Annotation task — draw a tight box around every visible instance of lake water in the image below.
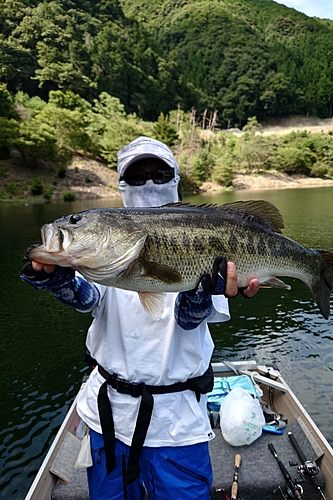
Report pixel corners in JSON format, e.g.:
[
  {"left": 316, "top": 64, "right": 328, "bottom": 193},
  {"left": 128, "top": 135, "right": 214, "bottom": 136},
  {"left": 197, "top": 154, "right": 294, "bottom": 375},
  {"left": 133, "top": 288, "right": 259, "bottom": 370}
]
[{"left": 1, "top": 187, "right": 333, "bottom": 499}]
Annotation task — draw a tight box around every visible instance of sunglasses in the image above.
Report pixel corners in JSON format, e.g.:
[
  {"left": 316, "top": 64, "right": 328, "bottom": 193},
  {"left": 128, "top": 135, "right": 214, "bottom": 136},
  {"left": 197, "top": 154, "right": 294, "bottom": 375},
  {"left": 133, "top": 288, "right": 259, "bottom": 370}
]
[{"left": 121, "top": 169, "right": 174, "bottom": 186}]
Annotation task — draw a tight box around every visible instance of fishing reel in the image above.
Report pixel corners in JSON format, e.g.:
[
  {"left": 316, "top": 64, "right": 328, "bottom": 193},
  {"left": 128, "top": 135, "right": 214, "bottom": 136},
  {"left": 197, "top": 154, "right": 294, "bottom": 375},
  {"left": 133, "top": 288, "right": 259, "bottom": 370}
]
[
  {"left": 296, "top": 460, "right": 319, "bottom": 484},
  {"left": 286, "top": 482, "right": 303, "bottom": 499},
  {"left": 299, "top": 459, "right": 319, "bottom": 476},
  {"left": 273, "top": 483, "right": 303, "bottom": 500},
  {"left": 273, "top": 478, "right": 303, "bottom": 499}
]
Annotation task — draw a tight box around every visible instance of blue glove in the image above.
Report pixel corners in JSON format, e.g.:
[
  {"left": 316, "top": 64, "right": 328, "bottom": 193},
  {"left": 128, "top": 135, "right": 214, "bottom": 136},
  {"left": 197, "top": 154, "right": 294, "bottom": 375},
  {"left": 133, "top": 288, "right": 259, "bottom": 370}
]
[
  {"left": 198, "top": 256, "right": 227, "bottom": 296},
  {"left": 20, "top": 244, "right": 53, "bottom": 283},
  {"left": 174, "top": 257, "right": 227, "bottom": 330},
  {"left": 20, "top": 244, "right": 75, "bottom": 290},
  {"left": 198, "top": 257, "right": 250, "bottom": 299}
]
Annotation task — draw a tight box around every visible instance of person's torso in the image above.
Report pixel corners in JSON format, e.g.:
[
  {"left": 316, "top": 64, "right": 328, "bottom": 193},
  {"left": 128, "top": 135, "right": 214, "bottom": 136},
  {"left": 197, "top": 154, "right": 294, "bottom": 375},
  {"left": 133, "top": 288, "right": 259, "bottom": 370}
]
[{"left": 77, "top": 287, "right": 229, "bottom": 446}]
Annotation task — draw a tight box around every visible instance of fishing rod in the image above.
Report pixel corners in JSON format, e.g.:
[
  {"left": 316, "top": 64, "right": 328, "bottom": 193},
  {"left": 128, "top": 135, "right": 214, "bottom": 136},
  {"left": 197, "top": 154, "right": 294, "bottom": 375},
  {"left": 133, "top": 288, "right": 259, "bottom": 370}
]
[
  {"left": 215, "top": 454, "right": 242, "bottom": 500},
  {"left": 268, "top": 442, "right": 303, "bottom": 499},
  {"left": 231, "top": 454, "right": 241, "bottom": 500},
  {"left": 288, "top": 431, "right": 327, "bottom": 500}
]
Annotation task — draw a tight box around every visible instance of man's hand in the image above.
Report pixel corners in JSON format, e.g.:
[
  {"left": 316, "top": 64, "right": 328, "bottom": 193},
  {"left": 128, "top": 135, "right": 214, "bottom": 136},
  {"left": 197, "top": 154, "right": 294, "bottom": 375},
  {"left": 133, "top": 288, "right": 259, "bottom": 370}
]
[
  {"left": 31, "top": 261, "right": 56, "bottom": 274},
  {"left": 200, "top": 257, "right": 259, "bottom": 299},
  {"left": 20, "top": 244, "right": 75, "bottom": 289},
  {"left": 175, "top": 257, "right": 259, "bottom": 330},
  {"left": 225, "top": 262, "right": 259, "bottom": 298},
  {"left": 21, "top": 244, "right": 55, "bottom": 281}
]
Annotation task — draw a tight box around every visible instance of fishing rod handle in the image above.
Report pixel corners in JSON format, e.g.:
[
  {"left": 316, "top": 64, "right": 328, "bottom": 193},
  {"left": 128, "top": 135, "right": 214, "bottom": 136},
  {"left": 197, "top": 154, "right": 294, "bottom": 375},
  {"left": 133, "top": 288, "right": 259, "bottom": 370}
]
[
  {"left": 288, "top": 432, "right": 307, "bottom": 464},
  {"left": 234, "top": 454, "right": 241, "bottom": 468},
  {"left": 278, "top": 459, "right": 291, "bottom": 481},
  {"left": 231, "top": 481, "right": 238, "bottom": 500},
  {"left": 268, "top": 443, "right": 292, "bottom": 481},
  {"left": 231, "top": 454, "right": 241, "bottom": 500},
  {"left": 268, "top": 442, "right": 278, "bottom": 457},
  {"left": 288, "top": 431, "right": 319, "bottom": 476}
]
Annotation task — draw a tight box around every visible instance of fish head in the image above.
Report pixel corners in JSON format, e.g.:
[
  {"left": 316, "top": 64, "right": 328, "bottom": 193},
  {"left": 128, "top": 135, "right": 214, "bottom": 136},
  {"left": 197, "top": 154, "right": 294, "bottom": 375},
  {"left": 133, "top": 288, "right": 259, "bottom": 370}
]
[
  {"left": 29, "top": 209, "right": 147, "bottom": 277},
  {"left": 34, "top": 211, "right": 110, "bottom": 267}
]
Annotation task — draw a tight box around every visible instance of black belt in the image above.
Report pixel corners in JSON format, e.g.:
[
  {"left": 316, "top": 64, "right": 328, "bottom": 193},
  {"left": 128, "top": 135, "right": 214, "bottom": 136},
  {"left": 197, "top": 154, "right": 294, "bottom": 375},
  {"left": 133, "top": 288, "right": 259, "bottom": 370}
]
[{"left": 97, "top": 365, "right": 213, "bottom": 484}]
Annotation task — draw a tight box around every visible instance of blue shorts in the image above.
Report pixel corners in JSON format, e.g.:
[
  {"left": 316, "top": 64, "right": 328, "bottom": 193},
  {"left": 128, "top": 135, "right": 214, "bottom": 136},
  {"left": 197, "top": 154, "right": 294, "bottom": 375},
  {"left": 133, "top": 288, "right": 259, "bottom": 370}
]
[{"left": 88, "top": 429, "right": 213, "bottom": 500}]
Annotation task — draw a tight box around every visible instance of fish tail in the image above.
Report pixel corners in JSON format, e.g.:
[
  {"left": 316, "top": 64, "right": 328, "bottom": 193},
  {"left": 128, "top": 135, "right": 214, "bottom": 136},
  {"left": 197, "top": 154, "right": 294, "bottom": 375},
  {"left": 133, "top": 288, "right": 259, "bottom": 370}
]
[{"left": 311, "top": 250, "right": 333, "bottom": 319}]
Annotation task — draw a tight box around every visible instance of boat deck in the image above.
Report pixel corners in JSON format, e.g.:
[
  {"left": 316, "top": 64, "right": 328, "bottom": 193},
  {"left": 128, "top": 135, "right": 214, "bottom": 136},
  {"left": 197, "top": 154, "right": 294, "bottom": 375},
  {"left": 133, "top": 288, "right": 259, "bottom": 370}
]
[{"left": 50, "top": 417, "right": 324, "bottom": 500}]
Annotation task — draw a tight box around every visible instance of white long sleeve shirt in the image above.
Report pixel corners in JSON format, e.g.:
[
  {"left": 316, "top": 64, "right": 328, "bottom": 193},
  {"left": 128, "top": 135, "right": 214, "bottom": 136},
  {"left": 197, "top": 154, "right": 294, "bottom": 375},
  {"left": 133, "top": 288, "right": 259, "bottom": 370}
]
[{"left": 77, "top": 286, "right": 230, "bottom": 447}]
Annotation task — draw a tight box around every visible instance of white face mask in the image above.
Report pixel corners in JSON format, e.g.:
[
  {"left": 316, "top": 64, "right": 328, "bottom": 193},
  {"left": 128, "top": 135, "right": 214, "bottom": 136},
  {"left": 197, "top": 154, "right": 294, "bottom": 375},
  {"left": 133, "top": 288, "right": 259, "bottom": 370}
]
[{"left": 118, "top": 176, "right": 180, "bottom": 208}]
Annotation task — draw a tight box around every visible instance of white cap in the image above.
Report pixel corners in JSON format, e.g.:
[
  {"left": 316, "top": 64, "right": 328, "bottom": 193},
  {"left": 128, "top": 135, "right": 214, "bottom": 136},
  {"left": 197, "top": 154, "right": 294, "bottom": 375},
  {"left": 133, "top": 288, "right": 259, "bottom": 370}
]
[{"left": 117, "top": 136, "right": 179, "bottom": 179}]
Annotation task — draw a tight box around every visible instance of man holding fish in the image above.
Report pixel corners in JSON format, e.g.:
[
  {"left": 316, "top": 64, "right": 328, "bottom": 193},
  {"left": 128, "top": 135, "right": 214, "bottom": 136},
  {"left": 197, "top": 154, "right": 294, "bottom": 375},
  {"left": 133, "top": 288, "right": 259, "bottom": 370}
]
[{"left": 21, "top": 136, "right": 260, "bottom": 499}]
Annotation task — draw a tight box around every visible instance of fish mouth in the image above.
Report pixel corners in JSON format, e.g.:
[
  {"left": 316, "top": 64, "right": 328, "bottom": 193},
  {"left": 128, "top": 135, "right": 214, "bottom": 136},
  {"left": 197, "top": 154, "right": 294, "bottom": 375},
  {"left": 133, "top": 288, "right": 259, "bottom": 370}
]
[{"left": 42, "top": 223, "right": 73, "bottom": 252}]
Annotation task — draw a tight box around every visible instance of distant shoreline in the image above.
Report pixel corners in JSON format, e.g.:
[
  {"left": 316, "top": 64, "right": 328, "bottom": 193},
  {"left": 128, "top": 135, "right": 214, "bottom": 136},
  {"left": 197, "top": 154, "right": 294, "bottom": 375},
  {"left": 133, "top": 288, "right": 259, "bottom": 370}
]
[
  {"left": 2, "top": 155, "right": 333, "bottom": 203},
  {"left": 200, "top": 172, "right": 333, "bottom": 194}
]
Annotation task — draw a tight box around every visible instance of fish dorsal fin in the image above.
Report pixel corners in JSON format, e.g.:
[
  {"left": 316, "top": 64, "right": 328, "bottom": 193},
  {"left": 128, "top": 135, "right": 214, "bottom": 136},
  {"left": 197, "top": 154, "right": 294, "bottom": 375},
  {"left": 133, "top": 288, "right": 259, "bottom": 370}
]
[
  {"left": 222, "top": 200, "right": 285, "bottom": 233},
  {"left": 162, "top": 202, "right": 216, "bottom": 209},
  {"left": 138, "top": 292, "right": 166, "bottom": 320},
  {"left": 161, "top": 201, "right": 284, "bottom": 232}
]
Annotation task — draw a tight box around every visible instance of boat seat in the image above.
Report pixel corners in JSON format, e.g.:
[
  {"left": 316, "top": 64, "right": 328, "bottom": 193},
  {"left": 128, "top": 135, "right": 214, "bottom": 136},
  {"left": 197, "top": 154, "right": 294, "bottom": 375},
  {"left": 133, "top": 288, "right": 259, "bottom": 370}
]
[
  {"left": 52, "top": 468, "right": 89, "bottom": 500},
  {"left": 209, "top": 418, "right": 325, "bottom": 500}
]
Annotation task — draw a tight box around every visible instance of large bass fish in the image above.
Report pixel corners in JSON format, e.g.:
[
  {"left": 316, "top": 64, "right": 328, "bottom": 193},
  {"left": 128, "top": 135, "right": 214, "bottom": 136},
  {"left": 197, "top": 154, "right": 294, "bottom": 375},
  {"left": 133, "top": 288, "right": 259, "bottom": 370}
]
[{"left": 29, "top": 200, "right": 333, "bottom": 320}]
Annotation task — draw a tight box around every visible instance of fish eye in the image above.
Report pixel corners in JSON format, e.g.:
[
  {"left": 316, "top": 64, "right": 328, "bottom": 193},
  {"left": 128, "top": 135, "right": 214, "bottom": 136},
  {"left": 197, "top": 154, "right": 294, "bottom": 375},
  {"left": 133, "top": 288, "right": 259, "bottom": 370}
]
[{"left": 70, "top": 214, "right": 82, "bottom": 224}]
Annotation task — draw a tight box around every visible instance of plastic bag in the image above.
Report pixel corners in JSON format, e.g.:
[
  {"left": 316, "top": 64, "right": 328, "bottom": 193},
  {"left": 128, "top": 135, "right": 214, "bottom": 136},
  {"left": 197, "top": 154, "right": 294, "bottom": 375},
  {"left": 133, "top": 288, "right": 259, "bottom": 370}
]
[
  {"left": 75, "top": 430, "right": 93, "bottom": 468},
  {"left": 220, "top": 386, "right": 265, "bottom": 446}
]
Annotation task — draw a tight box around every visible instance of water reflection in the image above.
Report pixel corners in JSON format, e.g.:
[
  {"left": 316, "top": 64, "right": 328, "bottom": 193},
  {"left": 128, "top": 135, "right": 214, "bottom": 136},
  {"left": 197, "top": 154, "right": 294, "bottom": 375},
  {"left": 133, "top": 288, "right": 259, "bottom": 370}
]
[{"left": 0, "top": 187, "right": 333, "bottom": 499}]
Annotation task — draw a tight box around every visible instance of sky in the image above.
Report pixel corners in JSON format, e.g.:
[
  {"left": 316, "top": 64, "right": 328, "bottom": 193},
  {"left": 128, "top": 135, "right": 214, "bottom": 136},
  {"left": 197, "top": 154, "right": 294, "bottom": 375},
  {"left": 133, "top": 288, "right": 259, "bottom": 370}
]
[{"left": 273, "top": 0, "right": 333, "bottom": 20}]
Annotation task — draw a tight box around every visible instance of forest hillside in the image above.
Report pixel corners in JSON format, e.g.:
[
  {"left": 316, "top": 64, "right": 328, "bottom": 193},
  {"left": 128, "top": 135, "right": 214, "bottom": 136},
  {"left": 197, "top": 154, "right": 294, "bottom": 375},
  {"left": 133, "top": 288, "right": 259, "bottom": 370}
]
[
  {"left": 2, "top": 0, "right": 333, "bottom": 123},
  {"left": 2, "top": 0, "right": 333, "bottom": 201}
]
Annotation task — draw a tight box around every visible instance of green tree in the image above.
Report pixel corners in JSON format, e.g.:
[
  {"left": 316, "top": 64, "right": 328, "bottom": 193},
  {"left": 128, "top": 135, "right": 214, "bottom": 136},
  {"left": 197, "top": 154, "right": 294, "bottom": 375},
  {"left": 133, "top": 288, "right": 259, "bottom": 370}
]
[
  {"left": 236, "top": 134, "right": 271, "bottom": 173},
  {"left": 211, "top": 151, "right": 234, "bottom": 188},
  {"left": 271, "top": 146, "right": 316, "bottom": 175},
  {"left": 85, "top": 92, "right": 146, "bottom": 165},
  {"left": 242, "top": 116, "right": 262, "bottom": 135},
  {"left": 36, "top": 104, "right": 91, "bottom": 153},
  {"left": 0, "top": 117, "right": 20, "bottom": 158},
  {"left": 32, "top": 3, "right": 95, "bottom": 94},
  {"left": 3, "top": 0, "right": 333, "bottom": 126},
  {"left": 17, "top": 118, "right": 58, "bottom": 167},
  {"left": 152, "top": 113, "right": 178, "bottom": 147},
  {"left": 0, "top": 83, "right": 18, "bottom": 119},
  {"left": 48, "top": 90, "right": 91, "bottom": 113}
]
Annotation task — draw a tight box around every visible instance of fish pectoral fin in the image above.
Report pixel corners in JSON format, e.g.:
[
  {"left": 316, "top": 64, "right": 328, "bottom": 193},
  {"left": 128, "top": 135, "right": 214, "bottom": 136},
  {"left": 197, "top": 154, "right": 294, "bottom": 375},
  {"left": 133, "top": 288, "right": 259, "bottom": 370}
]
[
  {"left": 138, "top": 292, "right": 165, "bottom": 321},
  {"left": 142, "top": 262, "right": 182, "bottom": 284},
  {"left": 260, "top": 277, "right": 291, "bottom": 290}
]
